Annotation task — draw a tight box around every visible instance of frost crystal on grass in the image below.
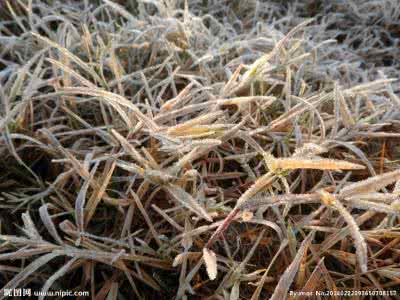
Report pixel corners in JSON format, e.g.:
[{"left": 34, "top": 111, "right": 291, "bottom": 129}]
[
  {"left": 1, "top": 0, "right": 399, "bottom": 299},
  {"left": 203, "top": 248, "right": 218, "bottom": 280}
]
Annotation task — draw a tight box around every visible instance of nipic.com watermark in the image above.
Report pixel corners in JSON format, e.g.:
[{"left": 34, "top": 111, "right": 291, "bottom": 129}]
[{"left": 3, "top": 288, "right": 89, "bottom": 298}]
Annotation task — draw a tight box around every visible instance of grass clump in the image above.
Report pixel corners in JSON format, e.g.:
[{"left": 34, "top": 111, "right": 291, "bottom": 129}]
[{"left": 0, "top": 1, "right": 400, "bottom": 299}]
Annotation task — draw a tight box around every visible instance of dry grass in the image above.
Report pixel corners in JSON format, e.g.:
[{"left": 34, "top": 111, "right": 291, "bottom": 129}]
[{"left": 0, "top": 0, "right": 400, "bottom": 299}]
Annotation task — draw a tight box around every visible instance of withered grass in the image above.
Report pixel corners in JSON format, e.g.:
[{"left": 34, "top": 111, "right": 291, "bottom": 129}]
[{"left": 0, "top": 1, "right": 400, "bottom": 299}]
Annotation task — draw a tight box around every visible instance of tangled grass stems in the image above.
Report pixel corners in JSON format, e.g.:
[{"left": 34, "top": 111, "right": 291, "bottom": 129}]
[{"left": 0, "top": 0, "right": 400, "bottom": 299}]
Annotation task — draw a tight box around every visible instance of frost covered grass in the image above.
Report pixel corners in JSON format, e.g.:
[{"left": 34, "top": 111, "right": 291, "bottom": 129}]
[{"left": 0, "top": 1, "right": 400, "bottom": 299}]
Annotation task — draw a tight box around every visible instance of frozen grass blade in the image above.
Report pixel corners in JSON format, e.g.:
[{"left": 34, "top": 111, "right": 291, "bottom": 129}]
[
  {"left": 166, "top": 185, "right": 212, "bottom": 222},
  {"left": 318, "top": 190, "right": 368, "bottom": 273},
  {"left": 31, "top": 32, "right": 103, "bottom": 85},
  {"left": 39, "top": 204, "right": 63, "bottom": 245},
  {"left": 39, "top": 258, "right": 78, "bottom": 300},
  {"left": 340, "top": 170, "right": 400, "bottom": 197},
  {"left": 1, "top": 1, "right": 399, "bottom": 299},
  {"left": 267, "top": 157, "right": 365, "bottom": 172},
  {"left": 203, "top": 248, "right": 217, "bottom": 280},
  {"left": 0, "top": 253, "right": 59, "bottom": 300},
  {"left": 270, "top": 232, "right": 314, "bottom": 300}
]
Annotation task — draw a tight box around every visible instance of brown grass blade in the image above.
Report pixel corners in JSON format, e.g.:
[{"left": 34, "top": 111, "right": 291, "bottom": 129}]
[{"left": 270, "top": 232, "right": 314, "bottom": 300}]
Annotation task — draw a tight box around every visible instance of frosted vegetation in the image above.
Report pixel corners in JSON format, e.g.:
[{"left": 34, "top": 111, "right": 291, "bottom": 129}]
[{"left": 0, "top": 1, "right": 399, "bottom": 299}]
